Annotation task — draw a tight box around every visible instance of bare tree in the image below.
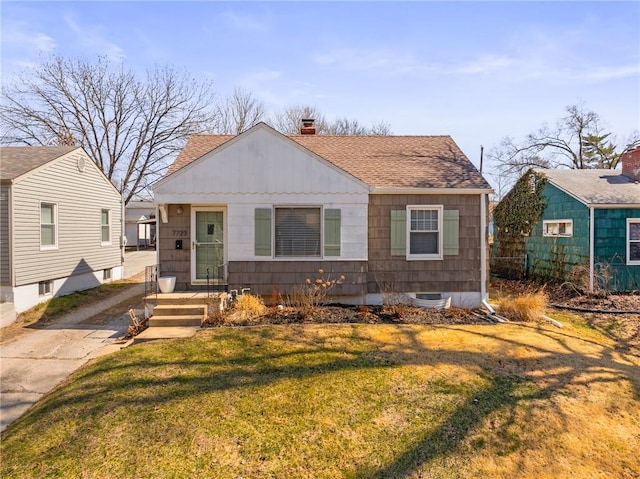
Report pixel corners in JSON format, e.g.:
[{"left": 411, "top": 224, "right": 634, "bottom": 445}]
[
  {"left": 270, "top": 105, "right": 330, "bottom": 134},
  {"left": 327, "top": 117, "right": 368, "bottom": 135},
  {"left": 489, "top": 104, "right": 638, "bottom": 180},
  {"left": 0, "top": 55, "right": 217, "bottom": 203},
  {"left": 271, "top": 105, "right": 392, "bottom": 136},
  {"left": 327, "top": 117, "right": 392, "bottom": 135},
  {"left": 369, "top": 120, "right": 393, "bottom": 136},
  {"left": 214, "top": 87, "right": 267, "bottom": 134}
]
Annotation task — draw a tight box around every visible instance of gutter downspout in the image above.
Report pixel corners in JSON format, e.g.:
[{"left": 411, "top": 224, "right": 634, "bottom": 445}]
[
  {"left": 589, "top": 206, "right": 595, "bottom": 293},
  {"left": 480, "top": 192, "right": 488, "bottom": 304}
]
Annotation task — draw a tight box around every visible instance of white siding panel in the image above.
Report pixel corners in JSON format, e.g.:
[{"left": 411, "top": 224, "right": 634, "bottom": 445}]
[
  {"left": 12, "top": 151, "right": 123, "bottom": 286},
  {"left": 155, "top": 126, "right": 370, "bottom": 203}
]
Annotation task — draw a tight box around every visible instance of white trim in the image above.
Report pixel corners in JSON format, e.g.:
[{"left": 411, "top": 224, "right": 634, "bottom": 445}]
[
  {"left": 39, "top": 201, "right": 58, "bottom": 250},
  {"left": 481, "top": 193, "right": 488, "bottom": 302},
  {"left": 627, "top": 218, "right": 640, "bottom": 265},
  {"left": 542, "top": 219, "right": 573, "bottom": 237},
  {"left": 190, "top": 206, "right": 227, "bottom": 284},
  {"left": 274, "top": 205, "right": 323, "bottom": 259},
  {"left": 406, "top": 205, "right": 443, "bottom": 260},
  {"left": 372, "top": 187, "right": 492, "bottom": 195},
  {"left": 101, "top": 208, "right": 112, "bottom": 246}
]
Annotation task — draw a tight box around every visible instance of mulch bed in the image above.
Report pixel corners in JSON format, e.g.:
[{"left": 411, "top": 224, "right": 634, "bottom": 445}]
[{"left": 205, "top": 304, "right": 488, "bottom": 327}]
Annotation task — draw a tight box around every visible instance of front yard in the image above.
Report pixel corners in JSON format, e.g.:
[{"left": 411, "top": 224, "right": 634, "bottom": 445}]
[{"left": 2, "top": 317, "right": 639, "bottom": 478}]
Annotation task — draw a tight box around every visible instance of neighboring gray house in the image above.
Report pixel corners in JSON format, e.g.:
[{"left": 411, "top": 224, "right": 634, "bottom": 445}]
[
  {"left": 0, "top": 146, "right": 124, "bottom": 313},
  {"left": 153, "top": 122, "right": 493, "bottom": 307},
  {"left": 125, "top": 198, "right": 156, "bottom": 249}
]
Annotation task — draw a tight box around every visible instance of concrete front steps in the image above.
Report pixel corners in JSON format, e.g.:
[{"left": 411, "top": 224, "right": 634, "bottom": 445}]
[{"left": 144, "top": 292, "right": 227, "bottom": 327}]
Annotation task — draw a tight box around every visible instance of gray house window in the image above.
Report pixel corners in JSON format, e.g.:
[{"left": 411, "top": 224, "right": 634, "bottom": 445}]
[
  {"left": 275, "top": 207, "right": 321, "bottom": 257},
  {"left": 101, "top": 209, "right": 111, "bottom": 245},
  {"left": 40, "top": 202, "right": 57, "bottom": 249}
]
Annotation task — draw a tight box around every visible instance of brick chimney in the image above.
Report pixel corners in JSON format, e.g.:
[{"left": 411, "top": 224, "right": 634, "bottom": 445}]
[
  {"left": 621, "top": 147, "right": 640, "bottom": 182},
  {"left": 300, "top": 118, "right": 316, "bottom": 135}
]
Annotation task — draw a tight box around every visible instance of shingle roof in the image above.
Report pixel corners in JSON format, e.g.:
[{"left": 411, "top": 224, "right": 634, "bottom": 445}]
[
  {"left": 540, "top": 168, "right": 640, "bottom": 205},
  {"left": 0, "top": 146, "right": 78, "bottom": 181},
  {"left": 166, "top": 129, "right": 491, "bottom": 190}
]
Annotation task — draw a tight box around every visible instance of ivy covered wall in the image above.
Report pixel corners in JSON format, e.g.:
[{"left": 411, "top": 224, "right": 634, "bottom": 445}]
[{"left": 492, "top": 170, "right": 546, "bottom": 278}]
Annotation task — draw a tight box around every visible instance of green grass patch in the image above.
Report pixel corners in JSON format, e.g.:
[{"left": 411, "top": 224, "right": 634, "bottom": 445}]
[
  {"left": 2, "top": 323, "right": 639, "bottom": 478},
  {"left": 16, "top": 279, "right": 135, "bottom": 325}
]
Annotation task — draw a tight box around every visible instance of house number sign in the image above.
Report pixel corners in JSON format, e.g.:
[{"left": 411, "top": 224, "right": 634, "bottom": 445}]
[{"left": 172, "top": 230, "right": 187, "bottom": 237}]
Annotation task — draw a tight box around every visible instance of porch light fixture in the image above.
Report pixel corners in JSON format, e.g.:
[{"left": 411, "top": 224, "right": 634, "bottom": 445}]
[{"left": 176, "top": 206, "right": 183, "bottom": 215}]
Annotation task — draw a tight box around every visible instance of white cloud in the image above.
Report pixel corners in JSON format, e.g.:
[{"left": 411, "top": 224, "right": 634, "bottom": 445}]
[
  {"left": 581, "top": 64, "right": 640, "bottom": 81},
  {"left": 2, "top": 20, "right": 56, "bottom": 53},
  {"left": 63, "top": 14, "right": 125, "bottom": 61}
]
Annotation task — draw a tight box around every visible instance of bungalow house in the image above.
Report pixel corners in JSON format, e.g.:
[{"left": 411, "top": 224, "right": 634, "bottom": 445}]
[
  {"left": 0, "top": 146, "right": 124, "bottom": 314},
  {"left": 493, "top": 147, "right": 640, "bottom": 291},
  {"left": 152, "top": 121, "right": 493, "bottom": 307}
]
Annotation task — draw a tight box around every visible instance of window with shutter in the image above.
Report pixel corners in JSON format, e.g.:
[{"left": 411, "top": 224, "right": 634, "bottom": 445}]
[
  {"left": 324, "top": 209, "right": 341, "bottom": 256},
  {"left": 254, "top": 208, "right": 272, "bottom": 256},
  {"left": 275, "top": 207, "right": 321, "bottom": 257},
  {"left": 407, "top": 205, "right": 443, "bottom": 259}
]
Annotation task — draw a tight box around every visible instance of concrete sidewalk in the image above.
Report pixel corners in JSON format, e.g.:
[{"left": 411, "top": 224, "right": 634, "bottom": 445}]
[{"left": 0, "top": 250, "right": 157, "bottom": 432}]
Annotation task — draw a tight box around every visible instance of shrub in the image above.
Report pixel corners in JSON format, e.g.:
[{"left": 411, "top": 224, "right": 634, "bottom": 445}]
[
  {"left": 289, "top": 270, "right": 345, "bottom": 318},
  {"left": 498, "top": 290, "right": 548, "bottom": 322},
  {"left": 235, "top": 293, "right": 267, "bottom": 317}
]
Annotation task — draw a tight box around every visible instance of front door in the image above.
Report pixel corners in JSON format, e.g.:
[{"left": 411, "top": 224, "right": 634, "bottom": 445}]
[{"left": 191, "top": 208, "right": 225, "bottom": 283}]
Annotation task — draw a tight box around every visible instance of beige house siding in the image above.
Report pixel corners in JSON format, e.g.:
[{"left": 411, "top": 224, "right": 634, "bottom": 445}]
[
  {"left": 0, "top": 185, "right": 10, "bottom": 285},
  {"left": 367, "top": 193, "right": 483, "bottom": 296},
  {"left": 11, "top": 150, "right": 122, "bottom": 286}
]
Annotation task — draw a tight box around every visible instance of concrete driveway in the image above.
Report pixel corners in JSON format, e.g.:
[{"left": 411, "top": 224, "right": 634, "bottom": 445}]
[{"left": 0, "top": 250, "right": 156, "bottom": 432}]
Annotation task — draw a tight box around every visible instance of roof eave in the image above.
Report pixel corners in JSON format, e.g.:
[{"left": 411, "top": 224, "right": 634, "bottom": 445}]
[
  {"left": 371, "top": 186, "right": 493, "bottom": 195},
  {"left": 587, "top": 203, "right": 640, "bottom": 209}
]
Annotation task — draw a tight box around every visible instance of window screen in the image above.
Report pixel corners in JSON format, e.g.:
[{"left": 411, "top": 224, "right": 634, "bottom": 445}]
[{"left": 275, "top": 207, "right": 321, "bottom": 257}]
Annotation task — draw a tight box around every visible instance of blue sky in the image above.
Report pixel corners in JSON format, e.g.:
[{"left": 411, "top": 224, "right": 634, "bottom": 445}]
[{"left": 2, "top": 1, "right": 639, "bottom": 174}]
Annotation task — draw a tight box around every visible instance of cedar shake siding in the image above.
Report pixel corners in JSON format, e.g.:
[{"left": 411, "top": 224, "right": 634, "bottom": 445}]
[
  {"left": 367, "top": 194, "right": 483, "bottom": 296},
  {"left": 157, "top": 204, "right": 192, "bottom": 290},
  {"left": 155, "top": 123, "right": 493, "bottom": 306},
  {"left": 228, "top": 261, "right": 368, "bottom": 297}
]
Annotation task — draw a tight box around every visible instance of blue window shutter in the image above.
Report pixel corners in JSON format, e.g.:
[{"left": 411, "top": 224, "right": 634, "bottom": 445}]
[
  {"left": 255, "top": 208, "right": 272, "bottom": 256},
  {"left": 324, "top": 209, "right": 341, "bottom": 256},
  {"left": 391, "top": 210, "right": 407, "bottom": 256},
  {"left": 443, "top": 209, "right": 459, "bottom": 256}
]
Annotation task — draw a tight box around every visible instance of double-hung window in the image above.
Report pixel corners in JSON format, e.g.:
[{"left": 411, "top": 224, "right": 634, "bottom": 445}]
[
  {"left": 408, "top": 205, "right": 443, "bottom": 259},
  {"left": 543, "top": 220, "right": 573, "bottom": 237},
  {"left": 40, "top": 202, "right": 57, "bottom": 249},
  {"left": 275, "top": 207, "right": 321, "bottom": 257},
  {"left": 101, "top": 209, "right": 111, "bottom": 245},
  {"left": 628, "top": 219, "right": 640, "bottom": 265}
]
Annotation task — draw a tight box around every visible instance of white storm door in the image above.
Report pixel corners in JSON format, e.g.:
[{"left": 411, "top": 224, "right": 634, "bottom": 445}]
[{"left": 191, "top": 208, "right": 226, "bottom": 283}]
